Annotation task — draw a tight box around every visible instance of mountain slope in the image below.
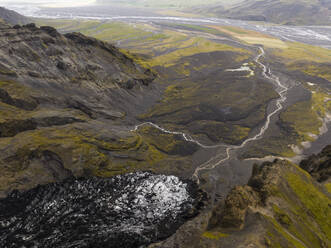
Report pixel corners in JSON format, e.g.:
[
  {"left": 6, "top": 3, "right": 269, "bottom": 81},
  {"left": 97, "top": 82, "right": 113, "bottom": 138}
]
[
  {"left": 300, "top": 145, "right": 331, "bottom": 183},
  {"left": 195, "top": 0, "right": 331, "bottom": 25},
  {"left": 0, "top": 22, "right": 162, "bottom": 197},
  {"left": 96, "top": 0, "right": 240, "bottom": 8},
  {"left": 151, "top": 154, "right": 331, "bottom": 248},
  {"left": 0, "top": 7, "right": 30, "bottom": 25}
]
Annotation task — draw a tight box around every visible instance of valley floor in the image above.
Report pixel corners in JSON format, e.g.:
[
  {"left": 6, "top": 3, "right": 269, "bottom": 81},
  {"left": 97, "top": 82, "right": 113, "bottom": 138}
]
[
  {"left": 0, "top": 7, "right": 330, "bottom": 247},
  {"left": 34, "top": 16, "right": 331, "bottom": 195}
]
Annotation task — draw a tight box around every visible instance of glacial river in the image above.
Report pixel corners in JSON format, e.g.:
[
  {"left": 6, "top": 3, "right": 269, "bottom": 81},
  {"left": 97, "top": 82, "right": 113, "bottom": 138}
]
[
  {"left": 132, "top": 47, "right": 289, "bottom": 184},
  {"left": 5, "top": 3, "right": 331, "bottom": 49}
]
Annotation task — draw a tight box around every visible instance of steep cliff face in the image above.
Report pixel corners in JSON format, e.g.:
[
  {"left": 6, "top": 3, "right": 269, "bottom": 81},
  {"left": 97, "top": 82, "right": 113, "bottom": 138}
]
[
  {"left": 151, "top": 151, "right": 331, "bottom": 248},
  {"left": 204, "top": 160, "right": 330, "bottom": 248},
  {"left": 0, "top": 22, "right": 159, "bottom": 197},
  {"left": 300, "top": 145, "right": 331, "bottom": 183}
]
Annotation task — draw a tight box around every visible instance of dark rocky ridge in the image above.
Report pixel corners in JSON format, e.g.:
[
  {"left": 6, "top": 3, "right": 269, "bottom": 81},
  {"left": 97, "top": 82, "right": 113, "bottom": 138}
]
[
  {"left": 0, "top": 21, "right": 170, "bottom": 198},
  {"left": 0, "top": 172, "right": 206, "bottom": 248},
  {"left": 150, "top": 149, "right": 331, "bottom": 248},
  {"left": 300, "top": 145, "right": 331, "bottom": 183},
  {"left": 0, "top": 22, "right": 156, "bottom": 122},
  {"left": 0, "top": 20, "right": 207, "bottom": 247}
]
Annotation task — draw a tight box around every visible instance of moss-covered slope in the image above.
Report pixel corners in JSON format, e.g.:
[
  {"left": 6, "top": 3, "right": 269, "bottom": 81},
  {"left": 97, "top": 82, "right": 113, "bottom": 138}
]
[
  {"left": 203, "top": 159, "right": 331, "bottom": 248},
  {"left": 0, "top": 22, "right": 204, "bottom": 197},
  {"left": 151, "top": 149, "right": 331, "bottom": 247}
]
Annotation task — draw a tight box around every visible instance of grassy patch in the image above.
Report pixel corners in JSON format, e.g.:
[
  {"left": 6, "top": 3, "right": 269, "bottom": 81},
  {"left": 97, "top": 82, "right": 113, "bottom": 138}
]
[
  {"left": 140, "top": 72, "right": 278, "bottom": 145},
  {"left": 163, "top": 23, "right": 228, "bottom": 36},
  {"left": 240, "top": 134, "right": 297, "bottom": 159},
  {"left": 142, "top": 37, "right": 249, "bottom": 67},
  {"left": 36, "top": 19, "right": 164, "bottom": 43},
  {"left": 278, "top": 86, "right": 331, "bottom": 148},
  {"left": 311, "top": 90, "right": 331, "bottom": 116},
  {"left": 289, "top": 63, "right": 331, "bottom": 83},
  {"left": 272, "top": 42, "right": 331, "bottom": 64},
  {"left": 202, "top": 231, "right": 229, "bottom": 240},
  {"left": 136, "top": 125, "right": 199, "bottom": 156},
  {"left": 209, "top": 25, "right": 288, "bottom": 49},
  {"left": 272, "top": 203, "right": 322, "bottom": 248},
  {"left": 286, "top": 172, "right": 331, "bottom": 239},
  {"left": 266, "top": 216, "right": 307, "bottom": 248},
  {"left": 325, "top": 183, "right": 331, "bottom": 193},
  {"left": 280, "top": 100, "right": 322, "bottom": 138},
  {"left": 155, "top": 10, "right": 201, "bottom": 17}
]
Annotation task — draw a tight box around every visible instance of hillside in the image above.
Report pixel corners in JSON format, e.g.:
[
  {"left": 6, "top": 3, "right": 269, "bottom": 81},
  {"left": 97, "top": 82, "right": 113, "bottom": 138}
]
[
  {"left": 195, "top": 0, "right": 331, "bottom": 25},
  {"left": 96, "top": 0, "right": 331, "bottom": 25},
  {"left": 0, "top": 20, "right": 210, "bottom": 246},
  {"left": 0, "top": 21, "right": 160, "bottom": 197},
  {"left": 0, "top": 7, "right": 30, "bottom": 25},
  {"left": 96, "top": 0, "right": 242, "bottom": 8},
  {"left": 151, "top": 149, "right": 331, "bottom": 248},
  {"left": 0, "top": 6, "right": 330, "bottom": 248}
]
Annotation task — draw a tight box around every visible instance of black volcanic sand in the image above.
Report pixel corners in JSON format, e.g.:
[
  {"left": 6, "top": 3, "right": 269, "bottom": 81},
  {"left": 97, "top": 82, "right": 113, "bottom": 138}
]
[{"left": 0, "top": 172, "right": 205, "bottom": 248}]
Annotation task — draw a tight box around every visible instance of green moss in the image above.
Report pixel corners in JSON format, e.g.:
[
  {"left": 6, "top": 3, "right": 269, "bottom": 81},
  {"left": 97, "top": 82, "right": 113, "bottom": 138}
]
[
  {"left": 140, "top": 64, "right": 278, "bottom": 145},
  {"left": 290, "top": 64, "right": 331, "bottom": 82},
  {"left": 242, "top": 89, "right": 331, "bottom": 159},
  {"left": 220, "top": 26, "right": 251, "bottom": 35},
  {"left": 164, "top": 23, "right": 228, "bottom": 36},
  {"left": 0, "top": 80, "right": 33, "bottom": 99},
  {"left": 0, "top": 68, "right": 17, "bottom": 77},
  {"left": 0, "top": 125, "right": 146, "bottom": 175},
  {"left": 202, "top": 231, "right": 229, "bottom": 240},
  {"left": 266, "top": 231, "right": 287, "bottom": 248},
  {"left": 272, "top": 203, "right": 322, "bottom": 247},
  {"left": 286, "top": 172, "right": 331, "bottom": 238},
  {"left": 280, "top": 100, "right": 322, "bottom": 137},
  {"left": 0, "top": 115, "right": 200, "bottom": 182},
  {"left": 144, "top": 37, "right": 249, "bottom": 67},
  {"left": 272, "top": 205, "right": 292, "bottom": 227},
  {"left": 325, "top": 183, "right": 331, "bottom": 193},
  {"left": 310, "top": 90, "right": 331, "bottom": 116},
  {"left": 188, "top": 120, "right": 251, "bottom": 145},
  {"left": 272, "top": 42, "right": 331, "bottom": 64},
  {"left": 266, "top": 216, "right": 307, "bottom": 248},
  {"left": 136, "top": 125, "right": 198, "bottom": 156}
]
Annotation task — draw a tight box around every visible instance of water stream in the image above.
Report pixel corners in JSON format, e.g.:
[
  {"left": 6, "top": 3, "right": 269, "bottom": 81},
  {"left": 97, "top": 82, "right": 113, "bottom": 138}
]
[{"left": 132, "top": 47, "right": 289, "bottom": 184}]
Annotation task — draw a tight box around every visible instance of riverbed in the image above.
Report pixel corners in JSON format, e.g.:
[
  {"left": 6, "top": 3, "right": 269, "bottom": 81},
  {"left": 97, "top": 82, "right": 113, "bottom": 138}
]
[{"left": 4, "top": 3, "right": 331, "bottom": 49}]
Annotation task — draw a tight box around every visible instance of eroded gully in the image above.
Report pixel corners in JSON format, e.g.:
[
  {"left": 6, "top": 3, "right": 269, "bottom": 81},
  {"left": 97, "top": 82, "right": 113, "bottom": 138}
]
[{"left": 131, "top": 47, "right": 289, "bottom": 184}]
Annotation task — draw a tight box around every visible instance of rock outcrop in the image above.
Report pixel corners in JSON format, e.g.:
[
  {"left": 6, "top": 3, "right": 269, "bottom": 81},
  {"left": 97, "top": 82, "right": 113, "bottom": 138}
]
[
  {"left": 0, "top": 21, "right": 172, "bottom": 197},
  {"left": 0, "top": 20, "right": 208, "bottom": 247},
  {"left": 0, "top": 19, "right": 202, "bottom": 199},
  {"left": 300, "top": 145, "right": 331, "bottom": 183},
  {"left": 151, "top": 153, "right": 331, "bottom": 248}
]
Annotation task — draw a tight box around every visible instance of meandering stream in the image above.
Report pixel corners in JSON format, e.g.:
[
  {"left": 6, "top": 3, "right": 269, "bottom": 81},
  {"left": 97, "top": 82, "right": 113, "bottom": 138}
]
[{"left": 132, "top": 47, "right": 289, "bottom": 184}]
